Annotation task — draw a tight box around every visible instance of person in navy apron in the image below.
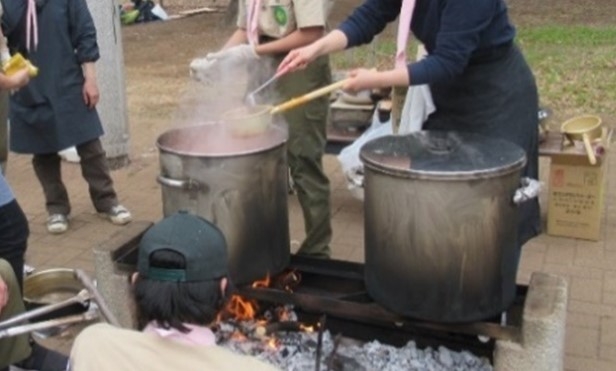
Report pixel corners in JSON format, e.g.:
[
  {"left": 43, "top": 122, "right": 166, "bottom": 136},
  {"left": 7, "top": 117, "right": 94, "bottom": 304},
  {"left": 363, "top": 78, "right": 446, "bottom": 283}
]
[
  {"left": 279, "top": 0, "right": 541, "bottom": 248},
  {"left": 1, "top": 0, "right": 132, "bottom": 234}
]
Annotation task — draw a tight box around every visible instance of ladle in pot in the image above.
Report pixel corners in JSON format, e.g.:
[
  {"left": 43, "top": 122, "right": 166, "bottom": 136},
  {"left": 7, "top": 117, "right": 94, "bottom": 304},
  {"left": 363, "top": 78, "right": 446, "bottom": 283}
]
[
  {"left": 245, "top": 73, "right": 282, "bottom": 106},
  {"left": 224, "top": 79, "right": 349, "bottom": 137}
]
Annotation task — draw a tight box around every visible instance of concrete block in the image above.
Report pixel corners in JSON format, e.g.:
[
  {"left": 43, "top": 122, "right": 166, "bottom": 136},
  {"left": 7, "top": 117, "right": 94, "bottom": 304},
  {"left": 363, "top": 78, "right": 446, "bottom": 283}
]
[
  {"left": 93, "top": 221, "right": 152, "bottom": 328},
  {"left": 495, "top": 272, "right": 568, "bottom": 371}
]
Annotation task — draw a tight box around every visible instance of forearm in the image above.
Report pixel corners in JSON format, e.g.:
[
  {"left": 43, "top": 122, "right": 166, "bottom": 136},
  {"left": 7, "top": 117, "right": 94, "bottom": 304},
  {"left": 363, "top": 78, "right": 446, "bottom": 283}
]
[
  {"left": 223, "top": 29, "right": 249, "bottom": 50},
  {"left": 378, "top": 67, "right": 410, "bottom": 87},
  {"left": 255, "top": 27, "right": 324, "bottom": 56},
  {"left": 365, "top": 67, "right": 409, "bottom": 89},
  {"left": 82, "top": 62, "right": 96, "bottom": 81},
  {"left": 311, "top": 30, "right": 349, "bottom": 58}
]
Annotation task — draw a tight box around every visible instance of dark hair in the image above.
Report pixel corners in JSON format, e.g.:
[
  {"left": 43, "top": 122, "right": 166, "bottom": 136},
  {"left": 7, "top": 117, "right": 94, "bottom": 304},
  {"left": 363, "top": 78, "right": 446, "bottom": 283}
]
[{"left": 132, "top": 249, "right": 227, "bottom": 332}]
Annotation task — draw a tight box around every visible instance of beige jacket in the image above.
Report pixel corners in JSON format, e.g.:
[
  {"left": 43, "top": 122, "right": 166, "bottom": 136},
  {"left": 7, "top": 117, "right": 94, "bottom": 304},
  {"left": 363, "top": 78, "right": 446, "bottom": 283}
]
[
  {"left": 237, "top": 0, "right": 333, "bottom": 39},
  {"left": 70, "top": 323, "right": 280, "bottom": 371}
]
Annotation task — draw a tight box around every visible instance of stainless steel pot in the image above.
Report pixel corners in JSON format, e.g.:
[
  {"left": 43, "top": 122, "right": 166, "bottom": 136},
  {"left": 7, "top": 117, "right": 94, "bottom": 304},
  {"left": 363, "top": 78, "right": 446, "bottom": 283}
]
[
  {"left": 156, "top": 122, "right": 290, "bottom": 285},
  {"left": 360, "top": 131, "right": 527, "bottom": 323}
]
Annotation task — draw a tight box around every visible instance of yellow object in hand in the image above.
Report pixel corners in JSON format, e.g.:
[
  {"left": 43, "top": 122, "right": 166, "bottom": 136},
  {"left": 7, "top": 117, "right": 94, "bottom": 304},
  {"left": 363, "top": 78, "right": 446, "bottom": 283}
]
[{"left": 2, "top": 53, "right": 38, "bottom": 77}]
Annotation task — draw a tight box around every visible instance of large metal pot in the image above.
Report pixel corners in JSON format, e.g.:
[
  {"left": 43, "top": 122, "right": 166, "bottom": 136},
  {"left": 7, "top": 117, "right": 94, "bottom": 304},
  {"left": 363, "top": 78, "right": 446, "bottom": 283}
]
[
  {"left": 156, "top": 122, "right": 290, "bottom": 285},
  {"left": 360, "top": 131, "right": 527, "bottom": 323}
]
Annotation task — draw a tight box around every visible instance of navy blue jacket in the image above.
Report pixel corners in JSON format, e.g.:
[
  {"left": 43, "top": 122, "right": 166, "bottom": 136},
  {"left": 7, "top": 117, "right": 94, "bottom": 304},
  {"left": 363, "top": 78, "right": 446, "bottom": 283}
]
[{"left": 338, "top": 0, "right": 515, "bottom": 85}]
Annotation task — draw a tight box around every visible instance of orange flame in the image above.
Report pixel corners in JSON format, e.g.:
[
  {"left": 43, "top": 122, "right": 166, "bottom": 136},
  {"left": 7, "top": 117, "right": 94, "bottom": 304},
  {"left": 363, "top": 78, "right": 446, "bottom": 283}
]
[
  {"left": 222, "top": 274, "right": 271, "bottom": 321},
  {"left": 252, "top": 274, "right": 271, "bottom": 288},
  {"left": 300, "top": 324, "right": 314, "bottom": 333},
  {"left": 267, "top": 338, "right": 278, "bottom": 349},
  {"left": 226, "top": 295, "right": 257, "bottom": 321}
]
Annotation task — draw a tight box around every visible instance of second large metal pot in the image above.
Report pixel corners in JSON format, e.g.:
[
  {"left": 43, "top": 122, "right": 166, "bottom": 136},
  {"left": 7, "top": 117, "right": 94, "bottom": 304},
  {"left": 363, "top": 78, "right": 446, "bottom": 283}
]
[
  {"left": 156, "top": 122, "right": 289, "bottom": 285},
  {"left": 360, "top": 131, "right": 527, "bottom": 323}
]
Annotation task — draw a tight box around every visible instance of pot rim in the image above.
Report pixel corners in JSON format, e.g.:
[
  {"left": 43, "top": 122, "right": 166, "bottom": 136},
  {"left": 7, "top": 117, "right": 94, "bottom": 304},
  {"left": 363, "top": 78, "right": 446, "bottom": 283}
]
[
  {"left": 361, "top": 157, "right": 527, "bottom": 181},
  {"left": 359, "top": 131, "right": 528, "bottom": 181},
  {"left": 23, "top": 268, "right": 83, "bottom": 306},
  {"left": 156, "top": 123, "right": 288, "bottom": 158}
]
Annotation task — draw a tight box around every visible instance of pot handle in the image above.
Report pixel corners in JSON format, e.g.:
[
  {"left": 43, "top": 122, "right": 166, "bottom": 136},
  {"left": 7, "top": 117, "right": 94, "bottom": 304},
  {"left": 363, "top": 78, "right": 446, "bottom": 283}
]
[
  {"left": 513, "top": 177, "right": 543, "bottom": 205},
  {"left": 157, "top": 175, "right": 204, "bottom": 191}
]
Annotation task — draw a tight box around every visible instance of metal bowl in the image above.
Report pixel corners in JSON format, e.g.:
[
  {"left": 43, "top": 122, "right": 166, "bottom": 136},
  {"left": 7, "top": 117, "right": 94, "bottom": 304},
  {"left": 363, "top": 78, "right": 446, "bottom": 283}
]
[{"left": 23, "top": 268, "right": 89, "bottom": 321}]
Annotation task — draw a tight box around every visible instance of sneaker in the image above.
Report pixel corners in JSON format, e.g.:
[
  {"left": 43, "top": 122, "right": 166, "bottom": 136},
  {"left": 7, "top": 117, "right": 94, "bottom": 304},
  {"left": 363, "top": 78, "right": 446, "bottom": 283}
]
[
  {"left": 100, "top": 204, "right": 132, "bottom": 225},
  {"left": 46, "top": 214, "right": 68, "bottom": 234}
]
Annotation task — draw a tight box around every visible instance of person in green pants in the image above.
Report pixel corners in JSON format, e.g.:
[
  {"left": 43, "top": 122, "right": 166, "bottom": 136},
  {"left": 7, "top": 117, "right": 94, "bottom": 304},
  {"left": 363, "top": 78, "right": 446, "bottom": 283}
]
[
  {"left": 0, "top": 259, "right": 68, "bottom": 370},
  {"left": 190, "top": 0, "right": 334, "bottom": 258}
]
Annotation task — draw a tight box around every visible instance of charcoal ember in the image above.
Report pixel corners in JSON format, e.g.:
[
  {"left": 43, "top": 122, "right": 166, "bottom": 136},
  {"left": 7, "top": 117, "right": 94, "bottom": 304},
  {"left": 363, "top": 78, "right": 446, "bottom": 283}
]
[
  {"left": 461, "top": 350, "right": 480, "bottom": 366},
  {"left": 275, "top": 305, "right": 298, "bottom": 322},
  {"left": 438, "top": 346, "right": 454, "bottom": 367},
  {"left": 329, "top": 353, "right": 367, "bottom": 371},
  {"left": 279, "top": 332, "right": 303, "bottom": 347},
  {"left": 216, "top": 306, "right": 492, "bottom": 371}
]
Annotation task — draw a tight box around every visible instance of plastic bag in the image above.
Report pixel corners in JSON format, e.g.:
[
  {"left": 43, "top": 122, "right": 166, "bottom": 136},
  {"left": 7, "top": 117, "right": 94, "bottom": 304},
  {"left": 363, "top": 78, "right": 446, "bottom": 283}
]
[
  {"left": 336, "top": 111, "right": 393, "bottom": 200},
  {"left": 398, "top": 84, "right": 434, "bottom": 134}
]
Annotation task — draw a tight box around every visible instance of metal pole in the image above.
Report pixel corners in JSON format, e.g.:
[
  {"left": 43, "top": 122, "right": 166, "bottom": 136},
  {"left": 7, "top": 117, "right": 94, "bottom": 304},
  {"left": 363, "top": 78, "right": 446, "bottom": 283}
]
[
  {"left": 74, "top": 269, "right": 121, "bottom": 327},
  {"left": 0, "top": 312, "right": 99, "bottom": 340},
  {"left": 0, "top": 290, "right": 90, "bottom": 330},
  {"left": 85, "top": 0, "right": 130, "bottom": 168}
]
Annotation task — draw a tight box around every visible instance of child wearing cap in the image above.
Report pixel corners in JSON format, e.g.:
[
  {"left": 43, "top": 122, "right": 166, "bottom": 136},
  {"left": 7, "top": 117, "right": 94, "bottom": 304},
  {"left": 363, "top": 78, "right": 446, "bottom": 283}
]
[{"left": 70, "top": 212, "right": 278, "bottom": 371}]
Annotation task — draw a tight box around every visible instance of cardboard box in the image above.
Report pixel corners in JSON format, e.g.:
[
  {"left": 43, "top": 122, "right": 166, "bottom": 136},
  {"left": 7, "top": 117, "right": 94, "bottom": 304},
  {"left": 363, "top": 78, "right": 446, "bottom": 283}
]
[{"left": 547, "top": 155, "right": 606, "bottom": 240}]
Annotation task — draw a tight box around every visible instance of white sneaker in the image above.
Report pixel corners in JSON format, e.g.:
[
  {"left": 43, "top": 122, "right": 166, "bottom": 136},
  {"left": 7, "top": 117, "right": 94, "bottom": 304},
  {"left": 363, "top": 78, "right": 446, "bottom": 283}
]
[
  {"left": 100, "top": 205, "right": 132, "bottom": 225},
  {"left": 47, "top": 214, "right": 69, "bottom": 234}
]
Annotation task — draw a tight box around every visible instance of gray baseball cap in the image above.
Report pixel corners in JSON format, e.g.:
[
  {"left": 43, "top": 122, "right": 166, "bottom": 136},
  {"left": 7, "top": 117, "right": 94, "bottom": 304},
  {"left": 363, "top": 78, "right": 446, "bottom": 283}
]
[{"left": 137, "top": 211, "right": 228, "bottom": 282}]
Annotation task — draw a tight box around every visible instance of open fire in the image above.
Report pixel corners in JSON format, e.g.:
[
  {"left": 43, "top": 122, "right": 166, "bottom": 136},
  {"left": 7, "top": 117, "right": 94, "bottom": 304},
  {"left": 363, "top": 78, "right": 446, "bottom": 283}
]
[{"left": 214, "top": 271, "right": 493, "bottom": 371}]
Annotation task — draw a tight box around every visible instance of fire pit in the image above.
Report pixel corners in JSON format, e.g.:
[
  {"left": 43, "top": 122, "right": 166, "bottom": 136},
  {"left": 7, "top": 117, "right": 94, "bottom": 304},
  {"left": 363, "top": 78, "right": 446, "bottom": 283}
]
[{"left": 93, "top": 222, "right": 568, "bottom": 371}]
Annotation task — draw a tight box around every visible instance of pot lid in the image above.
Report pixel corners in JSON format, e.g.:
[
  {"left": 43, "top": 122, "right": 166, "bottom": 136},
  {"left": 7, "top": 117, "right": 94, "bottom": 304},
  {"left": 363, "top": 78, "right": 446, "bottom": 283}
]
[{"left": 360, "top": 131, "right": 527, "bottom": 180}]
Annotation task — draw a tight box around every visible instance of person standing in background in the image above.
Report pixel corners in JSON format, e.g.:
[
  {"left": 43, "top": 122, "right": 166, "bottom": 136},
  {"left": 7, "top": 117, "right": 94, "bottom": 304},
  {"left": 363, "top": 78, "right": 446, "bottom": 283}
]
[
  {"left": 0, "top": 0, "right": 132, "bottom": 234},
  {"left": 190, "top": 0, "right": 335, "bottom": 258}
]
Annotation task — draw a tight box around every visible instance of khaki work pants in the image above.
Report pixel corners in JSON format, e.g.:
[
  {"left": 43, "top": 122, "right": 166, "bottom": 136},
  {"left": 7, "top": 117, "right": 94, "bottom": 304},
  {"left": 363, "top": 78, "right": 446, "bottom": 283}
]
[
  {"left": 0, "top": 259, "right": 31, "bottom": 368},
  {"left": 271, "top": 55, "right": 333, "bottom": 258}
]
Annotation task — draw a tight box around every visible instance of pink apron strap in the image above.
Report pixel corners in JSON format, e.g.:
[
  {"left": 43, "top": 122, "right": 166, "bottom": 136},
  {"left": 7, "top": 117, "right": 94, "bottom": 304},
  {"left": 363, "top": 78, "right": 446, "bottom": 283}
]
[
  {"left": 26, "top": 0, "right": 38, "bottom": 51},
  {"left": 395, "top": 0, "right": 417, "bottom": 68},
  {"left": 247, "top": 0, "right": 261, "bottom": 47}
]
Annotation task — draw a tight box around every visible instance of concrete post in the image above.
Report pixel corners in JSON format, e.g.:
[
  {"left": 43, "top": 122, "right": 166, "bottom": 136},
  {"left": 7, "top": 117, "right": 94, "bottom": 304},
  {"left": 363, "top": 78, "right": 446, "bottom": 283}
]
[
  {"left": 494, "top": 272, "right": 568, "bottom": 371},
  {"left": 85, "top": 0, "right": 130, "bottom": 169}
]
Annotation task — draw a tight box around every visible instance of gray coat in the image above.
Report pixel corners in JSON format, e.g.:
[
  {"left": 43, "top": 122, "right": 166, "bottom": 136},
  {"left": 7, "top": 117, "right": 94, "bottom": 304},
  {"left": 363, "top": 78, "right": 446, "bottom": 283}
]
[{"left": 1, "top": 0, "right": 103, "bottom": 154}]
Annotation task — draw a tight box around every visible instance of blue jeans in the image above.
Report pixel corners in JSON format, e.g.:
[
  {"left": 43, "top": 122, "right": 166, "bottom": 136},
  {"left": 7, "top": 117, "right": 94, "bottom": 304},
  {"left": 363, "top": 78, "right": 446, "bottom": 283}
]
[{"left": 0, "top": 199, "right": 29, "bottom": 291}]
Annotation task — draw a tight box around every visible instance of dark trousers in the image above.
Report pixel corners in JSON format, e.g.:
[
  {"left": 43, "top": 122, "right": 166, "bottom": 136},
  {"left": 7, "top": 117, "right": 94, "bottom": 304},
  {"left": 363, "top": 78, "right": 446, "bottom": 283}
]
[
  {"left": 32, "top": 138, "right": 118, "bottom": 215},
  {"left": 0, "top": 199, "right": 29, "bottom": 291}
]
